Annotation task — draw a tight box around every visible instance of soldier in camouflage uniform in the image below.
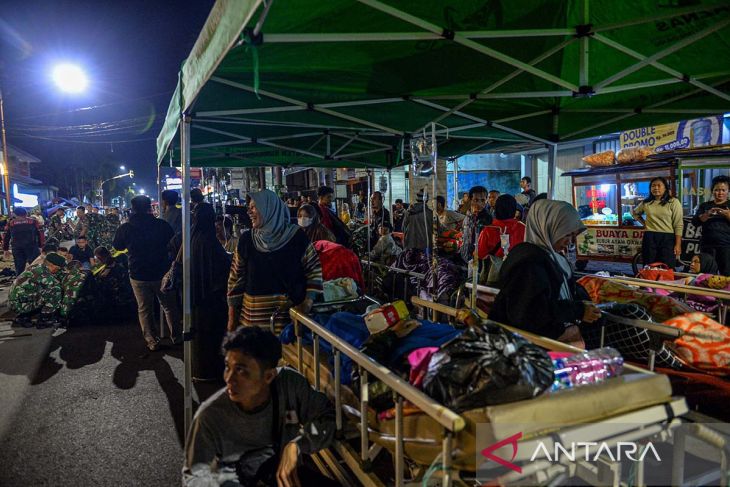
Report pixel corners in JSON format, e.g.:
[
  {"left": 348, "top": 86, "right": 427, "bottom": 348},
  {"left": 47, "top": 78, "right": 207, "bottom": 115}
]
[
  {"left": 85, "top": 212, "right": 105, "bottom": 249},
  {"left": 59, "top": 261, "right": 91, "bottom": 319},
  {"left": 98, "top": 209, "right": 121, "bottom": 249},
  {"left": 9, "top": 252, "right": 65, "bottom": 327},
  {"left": 47, "top": 208, "right": 73, "bottom": 243}
]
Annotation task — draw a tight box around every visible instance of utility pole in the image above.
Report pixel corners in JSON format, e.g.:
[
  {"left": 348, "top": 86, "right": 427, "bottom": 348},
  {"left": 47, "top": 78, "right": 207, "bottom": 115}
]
[{"left": 0, "top": 87, "right": 13, "bottom": 214}]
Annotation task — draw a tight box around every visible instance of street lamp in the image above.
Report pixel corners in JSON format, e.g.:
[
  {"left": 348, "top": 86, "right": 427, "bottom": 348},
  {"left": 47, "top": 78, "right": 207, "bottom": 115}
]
[
  {"left": 52, "top": 64, "right": 88, "bottom": 94},
  {"left": 139, "top": 188, "right": 145, "bottom": 195},
  {"left": 99, "top": 170, "right": 133, "bottom": 207},
  {"left": 120, "top": 165, "right": 125, "bottom": 171}
]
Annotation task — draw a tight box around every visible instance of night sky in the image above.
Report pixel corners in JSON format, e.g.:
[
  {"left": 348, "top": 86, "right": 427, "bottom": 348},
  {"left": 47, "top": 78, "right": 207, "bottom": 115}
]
[{"left": 0, "top": 0, "right": 214, "bottom": 200}]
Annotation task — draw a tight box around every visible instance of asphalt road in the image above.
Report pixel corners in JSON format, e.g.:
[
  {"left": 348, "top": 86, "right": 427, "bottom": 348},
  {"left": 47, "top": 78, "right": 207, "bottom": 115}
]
[{"left": 0, "top": 317, "right": 191, "bottom": 487}]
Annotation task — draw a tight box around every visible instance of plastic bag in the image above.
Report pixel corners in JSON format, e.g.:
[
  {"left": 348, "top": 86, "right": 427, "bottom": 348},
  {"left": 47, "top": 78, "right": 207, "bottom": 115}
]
[
  {"left": 616, "top": 146, "right": 652, "bottom": 164},
  {"left": 422, "top": 323, "right": 554, "bottom": 412}
]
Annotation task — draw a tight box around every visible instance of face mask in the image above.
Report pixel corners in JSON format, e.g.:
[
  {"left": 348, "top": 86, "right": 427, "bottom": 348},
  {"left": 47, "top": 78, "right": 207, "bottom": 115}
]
[{"left": 298, "top": 217, "right": 312, "bottom": 228}]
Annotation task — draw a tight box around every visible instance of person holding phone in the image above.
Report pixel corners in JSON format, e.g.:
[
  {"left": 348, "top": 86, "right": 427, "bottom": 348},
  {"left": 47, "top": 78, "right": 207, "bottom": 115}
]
[{"left": 693, "top": 175, "right": 730, "bottom": 275}]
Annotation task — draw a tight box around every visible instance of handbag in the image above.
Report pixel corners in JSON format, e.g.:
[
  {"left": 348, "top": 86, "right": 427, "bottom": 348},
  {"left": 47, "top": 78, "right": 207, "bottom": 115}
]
[
  {"left": 637, "top": 262, "right": 675, "bottom": 281},
  {"left": 160, "top": 246, "right": 183, "bottom": 295}
]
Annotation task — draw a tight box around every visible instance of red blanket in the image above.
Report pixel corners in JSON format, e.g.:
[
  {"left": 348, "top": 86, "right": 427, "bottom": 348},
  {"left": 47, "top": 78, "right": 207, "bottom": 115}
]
[{"left": 313, "top": 241, "right": 365, "bottom": 291}]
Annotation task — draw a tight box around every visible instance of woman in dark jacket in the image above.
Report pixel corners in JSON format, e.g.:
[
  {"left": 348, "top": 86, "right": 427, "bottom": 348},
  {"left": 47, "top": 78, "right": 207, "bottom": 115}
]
[
  {"left": 490, "top": 200, "right": 601, "bottom": 345},
  {"left": 692, "top": 175, "right": 730, "bottom": 275},
  {"left": 190, "top": 203, "right": 231, "bottom": 381}
]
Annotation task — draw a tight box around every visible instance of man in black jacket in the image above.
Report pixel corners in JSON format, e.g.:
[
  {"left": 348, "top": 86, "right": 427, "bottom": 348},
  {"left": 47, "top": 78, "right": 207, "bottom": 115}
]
[
  {"left": 113, "top": 195, "right": 181, "bottom": 351},
  {"left": 3, "top": 207, "right": 44, "bottom": 274},
  {"left": 315, "top": 186, "right": 351, "bottom": 247}
]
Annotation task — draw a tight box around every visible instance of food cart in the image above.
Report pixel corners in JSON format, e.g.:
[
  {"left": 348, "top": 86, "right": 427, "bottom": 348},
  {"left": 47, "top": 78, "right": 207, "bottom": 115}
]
[{"left": 563, "top": 145, "right": 730, "bottom": 271}]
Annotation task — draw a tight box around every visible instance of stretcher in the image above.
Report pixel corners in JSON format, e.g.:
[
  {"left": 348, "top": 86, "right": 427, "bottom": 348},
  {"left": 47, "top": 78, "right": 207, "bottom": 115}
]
[
  {"left": 605, "top": 275, "right": 730, "bottom": 325},
  {"left": 284, "top": 302, "right": 692, "bottom": 486}
]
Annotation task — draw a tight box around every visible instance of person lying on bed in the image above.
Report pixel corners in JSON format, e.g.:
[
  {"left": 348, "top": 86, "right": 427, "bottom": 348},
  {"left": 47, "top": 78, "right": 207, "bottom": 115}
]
[
  {"left": 489, "top": 200, "right": 601, "bottom": 347},
  {"left": 184, "top": 326, "right": 338, "bottom": 487}
]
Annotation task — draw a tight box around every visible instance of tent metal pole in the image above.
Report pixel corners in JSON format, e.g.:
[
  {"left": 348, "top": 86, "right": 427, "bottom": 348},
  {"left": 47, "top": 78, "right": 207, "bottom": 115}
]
[
  {"left": 198, "top": 105, "right": 306, "bottom": 117},
  {"left": 257, "top": 140, "right": 324, "bottom": 159},
  {"left": 354, "top": 0, "right": 579, "bottom": 91},
  {"left": 430, "top": 124, "right": 439, "bottom": 312},
  {"left": 318, "top": 98, "right": 404, "bottom": 109},
  {"left": 331, "top": 132, "right": 393, "bottom": 148},
  {"left": 181, "top": 114, "right": 193, "bottom": 436},
  {"left": 191, "top": 140, "right": 252, "bottom": 149},
  {"left": 307, "top": 134, "right": 326, "bottom": 151},
  {"left": 338, "top": 147, "right": 390, "bottom": 158},
  {"left": 596, "top": 78, "right": 682, "bottom": 94},
  {"left": 593, "top": 18, "right": 730, "bottom": 89},
  {"left": 418, "top": 39, "right": 574, "bottom": 132},
  {"left": 209, "top": 76, "right": 404, "bottom": 135},
  {"left": 264, "top": 28, "right": 574, "bottom": 43},
  {"left": 258, "top": 131, "right": 324, "bottom": 142},
  {"left": 452, "top": 158, "right": 459, "bottom": 210},
  {"left": 252, "top": 0, "right": 274, "bottom": 37},
  {"left": 579, "top": 0, "right": 589, "bottom": 87},
  {"left": 331, "top": 134, "right": 358, "bottom": 157},
  {"left": 547, "top": 144, "right": 557, "bottom": 199},
  {"left": 388, "top": 168, "right": 393, "bottom": 225},
  {"left": 419, "top": 38, "right": 576, "bottom": 132},
  {"left": 495, "top": 109, "right": 553, "bottom": 124},
  {"left": 203, "top": 117, "right": 391, "bottom": 135},
  {"left": 193, "top": 125, "right": 252, "bottom": 141}
]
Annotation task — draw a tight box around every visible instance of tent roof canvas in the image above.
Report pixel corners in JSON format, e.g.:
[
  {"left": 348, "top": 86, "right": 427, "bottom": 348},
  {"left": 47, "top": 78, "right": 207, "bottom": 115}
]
[{"left": 157, "top": 0, "right": 730, "bottom": 168}]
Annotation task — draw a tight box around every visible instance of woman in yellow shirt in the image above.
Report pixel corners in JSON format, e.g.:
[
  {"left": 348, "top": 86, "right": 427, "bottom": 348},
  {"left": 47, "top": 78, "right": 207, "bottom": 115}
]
[{"left": 632, "top": 177, "right": 683, "bottom": 268}]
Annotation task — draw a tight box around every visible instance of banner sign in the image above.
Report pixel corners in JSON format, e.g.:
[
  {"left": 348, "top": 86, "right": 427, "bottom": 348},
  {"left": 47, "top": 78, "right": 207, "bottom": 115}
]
[
  {"left": 680, "top": 216, "right": 702, "bottom": 263},
  {"left": 620, "top": 116, "right": 723, "bottom": 153},
  {"left": 577, "top": 227, "right": 644, "bottom": 258}
]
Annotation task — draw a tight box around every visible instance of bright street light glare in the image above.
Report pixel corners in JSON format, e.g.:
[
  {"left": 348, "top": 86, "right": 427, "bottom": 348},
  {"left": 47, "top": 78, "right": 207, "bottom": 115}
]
[
  {"left": 52, "top": 64, "right": 88, "bottom": 93},
  {"left": 120, "top": 165, "right": 125, "bottom": 171},
  {"left": 139, "top": 189, "right": 145, "bottom": 195}
]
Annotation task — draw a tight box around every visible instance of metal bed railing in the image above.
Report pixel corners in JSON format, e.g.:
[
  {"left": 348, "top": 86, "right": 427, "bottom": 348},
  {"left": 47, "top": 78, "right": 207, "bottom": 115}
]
[
  {"left": 463, "top": 279, "right": 720, "bottom": 371},
  {"left": 288, "top": 308, "right": 465, "bottom": 487},
  {"left": 605, "top": 274, "right": 730, "bottom": 324},
  {"left": 360, "top": 258, "right": 427, "bottom": 303}
]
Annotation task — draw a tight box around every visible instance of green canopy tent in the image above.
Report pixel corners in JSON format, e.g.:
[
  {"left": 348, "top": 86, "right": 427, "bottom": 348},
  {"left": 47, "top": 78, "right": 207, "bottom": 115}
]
[{"left": 157, "top": 1, "right": 730, "bottom": 469}]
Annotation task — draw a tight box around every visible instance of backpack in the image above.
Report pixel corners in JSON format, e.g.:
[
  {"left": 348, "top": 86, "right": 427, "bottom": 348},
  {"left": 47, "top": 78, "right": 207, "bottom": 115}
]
[{"left": 479, "top": 225, "right": 510, "bottom": 286}]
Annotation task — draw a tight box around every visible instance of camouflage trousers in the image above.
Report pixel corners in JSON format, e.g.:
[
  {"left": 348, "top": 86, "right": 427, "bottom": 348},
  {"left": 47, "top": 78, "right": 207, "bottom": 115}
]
[
  {"left": 9, "top": 272, "right": 63, "bottom": 315},
  {"left": 60, "top": 268, "right": 88, "bottom": 317}
]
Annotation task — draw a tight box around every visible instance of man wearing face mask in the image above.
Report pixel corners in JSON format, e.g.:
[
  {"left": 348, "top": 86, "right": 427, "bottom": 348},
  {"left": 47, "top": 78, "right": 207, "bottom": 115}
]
[
  {"left": 297, "top": 204, "right": 335, "bottom": 243},
  {"left": 314, "top": 186, "right": 351, "bottom": 247}
]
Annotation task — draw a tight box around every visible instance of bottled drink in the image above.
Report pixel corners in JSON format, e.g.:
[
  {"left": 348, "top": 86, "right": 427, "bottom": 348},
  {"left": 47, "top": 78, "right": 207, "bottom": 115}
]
[{"left": 551, "top": 347, "right": 624, "bottom": 391}]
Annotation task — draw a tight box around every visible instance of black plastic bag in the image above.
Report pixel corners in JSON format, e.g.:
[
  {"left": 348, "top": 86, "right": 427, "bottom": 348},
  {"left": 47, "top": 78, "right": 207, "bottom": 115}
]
[{"left": 422, "top": 323, "right": 553, "bottom": 412}]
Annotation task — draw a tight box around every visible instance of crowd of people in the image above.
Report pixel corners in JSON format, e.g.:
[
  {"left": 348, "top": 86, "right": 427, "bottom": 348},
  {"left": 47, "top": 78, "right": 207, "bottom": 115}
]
[{"left": 2, "top": 171, "right": 727, "bottom": 485}]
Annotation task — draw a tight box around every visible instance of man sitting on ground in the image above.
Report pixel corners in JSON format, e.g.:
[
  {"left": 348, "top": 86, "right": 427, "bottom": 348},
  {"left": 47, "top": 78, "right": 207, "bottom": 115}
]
[
  {"left": 9, "top": 252, "right": 66, "bottom": 328},
  {"left": 69, "top": 236, "right": 95, "bottom": 270},
  {"left": 184, "top": 326, "right": 337, "bottom": 487},
  {"left": 29, "top": 242, "right": 60, "bottom": 269}
]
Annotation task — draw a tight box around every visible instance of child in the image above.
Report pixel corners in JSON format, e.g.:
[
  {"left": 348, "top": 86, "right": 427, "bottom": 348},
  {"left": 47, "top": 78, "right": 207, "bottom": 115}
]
[
  {"left": 69, "top": 236, "right": 95, "bottom": 270},
  {"left": 369, "top": 222, "right": 402, "bottom": 265}
]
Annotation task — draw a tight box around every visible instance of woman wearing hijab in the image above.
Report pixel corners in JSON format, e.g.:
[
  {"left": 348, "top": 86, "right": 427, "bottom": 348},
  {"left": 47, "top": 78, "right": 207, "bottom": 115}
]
[
  {"left": 689, "top": 252, "right": 720, "bottom": 276},
  {"left": 476, "top": 194, "right": 526, "bottom": 259},
  {"left": 490, "top": 200, "right": 602, "bottom": 344},
  {"left": 227, "top": 190, "right": 323, "bottom": 333},
  {"left": 298, "top": 204, "right": 336, "bottom": 243}
]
